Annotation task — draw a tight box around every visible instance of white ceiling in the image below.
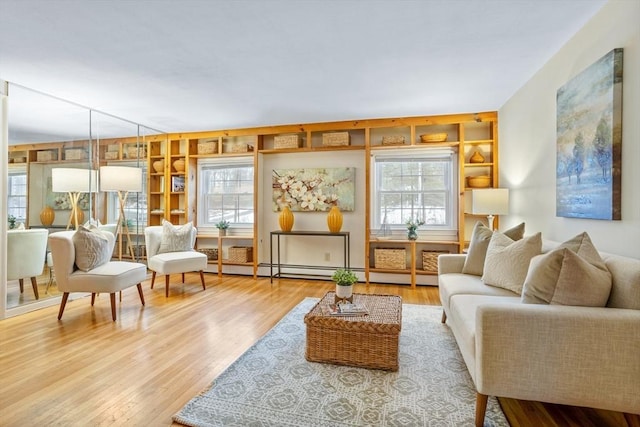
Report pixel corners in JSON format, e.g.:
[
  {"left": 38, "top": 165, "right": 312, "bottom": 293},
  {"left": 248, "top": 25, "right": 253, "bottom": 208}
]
[{"left": 0, "top": 0, "right": 607, "bottom": 140}]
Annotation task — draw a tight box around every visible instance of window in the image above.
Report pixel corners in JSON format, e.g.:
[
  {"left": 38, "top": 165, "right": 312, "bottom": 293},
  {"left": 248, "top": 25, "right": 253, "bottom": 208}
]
[
  {"left": 8, "top": 167, "right": 27, "bottom": 222},
  {"left": 372, "top": 150, "right": 457, "bottom": 230},
  {"left": 198, "top": 158, "right": 254, "bottom": 230}
]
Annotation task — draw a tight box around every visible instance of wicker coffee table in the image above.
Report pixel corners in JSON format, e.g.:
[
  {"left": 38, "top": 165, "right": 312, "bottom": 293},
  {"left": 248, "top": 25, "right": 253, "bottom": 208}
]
[{"left": 304, "top": 292, "right": 402, "bottom": 371}]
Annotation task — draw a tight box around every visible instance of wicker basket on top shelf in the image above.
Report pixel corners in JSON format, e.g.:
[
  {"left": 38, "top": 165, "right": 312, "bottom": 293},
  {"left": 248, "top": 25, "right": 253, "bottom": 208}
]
[
  {"left": 197, "top": 141, "right": 217, "bottom": 154},
  {"left": 274, "top": 134, "right": 301, "bottom": 149},
  {"left": 419, "top": 133, "right": 448, "bottom": 143},
  {"left": 322, "top": 132, "right": 350, "bottom": 147}
]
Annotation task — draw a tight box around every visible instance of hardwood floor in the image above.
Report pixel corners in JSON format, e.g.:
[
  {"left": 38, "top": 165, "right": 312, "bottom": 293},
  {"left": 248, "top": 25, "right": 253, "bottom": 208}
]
[{"left": 0, "top": 273, "right": 634, "bottom": 426}]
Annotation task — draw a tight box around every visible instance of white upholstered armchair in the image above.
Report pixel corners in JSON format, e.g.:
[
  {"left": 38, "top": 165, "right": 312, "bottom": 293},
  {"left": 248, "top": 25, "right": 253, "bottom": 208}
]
[
  {"left": 144, "top": 223, "right": 207, "bottom": 297},
  {"left": 48, "top": 230, "right": 147, "bottom": 321},
  {"left": 7, "top": 229, "right": 49, "bottom": 300}
]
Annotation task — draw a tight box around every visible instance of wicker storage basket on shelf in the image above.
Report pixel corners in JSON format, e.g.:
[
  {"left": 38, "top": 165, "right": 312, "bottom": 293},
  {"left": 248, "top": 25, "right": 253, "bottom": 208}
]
[
  {"left": 104, "top": 151, "right": 119, "bottom": 160},
  {"left": 227, "top": 142, "right": 253, "bottom": 153},
  {"left": 422, "top": 251, "right": 448, "bottom": 273},
  {"left": 374, "top": 248, "right": 406, "bottom": 270},
  {"left": 274, "top": 134, "right": 301, "bottom": 149},
  {"left": 197, "top": 141, "right": 217, "bottom": 154},
  {"left": 36, "top": 150, "right": 56, "bottom": 162},
  {"left": 65, "top": 148, "right": 87, "bottom": 160},
  {"left": 228, "top": 246, "right": 253, "bottom": 263},
  {"left": 322, "top": 132, "right": 350, "bottom": 147},
  {"left": 381, "top": 135, "right": 405, "bottom": 145},
  {"left": 419, "top": 133, "right": 448, "bottom": 143},
  {"left": 127, "top": 146, "right": 146, "bottom": 159},
  {"left": 196, "top": 248, "right": 218, "bottom": 261}
]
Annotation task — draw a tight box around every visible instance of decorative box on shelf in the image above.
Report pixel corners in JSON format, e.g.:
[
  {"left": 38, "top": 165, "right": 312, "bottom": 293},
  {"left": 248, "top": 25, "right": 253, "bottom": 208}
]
[
  {"left": 228, "top": 246, "right": 253, "bottom": 263},
  {"left": 374, "top": 248, "right": 406, "bottom": 270},
  {"left": 197, "top": 140, "right": 217, "bottom": 154},
  {"left": 322, "top": 131, "right": 350, "bottom": 147},
  {"left": 197, "top": 248, "right": 218, "bottom": 261},
  {"left": 274, "top": 134, "right": 301, "bottom": 149},
  {"left": 422, "top": 251, "right": 448, "bottom": 273},
  {"left": 36, "top": 150, "right": 57, "bottom": 162}
]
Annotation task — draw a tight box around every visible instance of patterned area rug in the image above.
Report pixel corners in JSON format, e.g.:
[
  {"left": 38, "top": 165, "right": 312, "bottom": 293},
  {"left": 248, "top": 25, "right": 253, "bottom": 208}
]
[{"left": 173, "top": 298, "right": 508, "bottom": 426}]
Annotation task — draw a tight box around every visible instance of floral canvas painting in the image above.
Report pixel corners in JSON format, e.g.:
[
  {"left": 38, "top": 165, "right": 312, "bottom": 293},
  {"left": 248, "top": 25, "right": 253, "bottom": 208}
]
[
  {"left": 45, "top": 177, "right": 90, "bottom": 210},
  {"left": 556, "top": 48, "right": 623, "bottom": 220},
  {"left": 273, "top": 168, "right": 355, "bottom": 212}
]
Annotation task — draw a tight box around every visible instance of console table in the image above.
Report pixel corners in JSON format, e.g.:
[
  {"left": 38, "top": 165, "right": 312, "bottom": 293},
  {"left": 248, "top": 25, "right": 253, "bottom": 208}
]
[{"left": 270, "top": 230, "right": 350, "bottom": 283}]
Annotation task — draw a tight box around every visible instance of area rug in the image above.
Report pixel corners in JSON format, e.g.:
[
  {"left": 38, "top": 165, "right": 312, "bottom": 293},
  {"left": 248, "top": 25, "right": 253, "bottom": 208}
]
[{"left": 173, "top": 298, "right": 508, "bottom": 426}]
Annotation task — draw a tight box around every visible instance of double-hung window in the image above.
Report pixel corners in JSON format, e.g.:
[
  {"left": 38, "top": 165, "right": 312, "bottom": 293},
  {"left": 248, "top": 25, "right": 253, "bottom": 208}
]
[
  {"left": 197, "top": 158, "right": 254, "bottom": 231},
  {"left": 371, "top": 149, "right": 458, "bottom": 232},
  {"left": 8, "top": 166, "right": 27, "bottom": 223}
]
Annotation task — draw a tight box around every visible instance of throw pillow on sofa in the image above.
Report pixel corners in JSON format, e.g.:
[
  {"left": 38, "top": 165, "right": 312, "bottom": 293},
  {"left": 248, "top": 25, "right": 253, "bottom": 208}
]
[
  {"left": 158, "top": 220, "right": 193, "bottom": 254},
  {"left": 521, "top": 232, "right": 612, "bottom": 306},
  {"left": 73, "top": 225, "right": 112, "bottom": 272},
  {"left": 462, "top": 221, "right": 525, "bottom": 276},
  {"left": 482, "top": 231, "right": 542, "bottom": 294}
]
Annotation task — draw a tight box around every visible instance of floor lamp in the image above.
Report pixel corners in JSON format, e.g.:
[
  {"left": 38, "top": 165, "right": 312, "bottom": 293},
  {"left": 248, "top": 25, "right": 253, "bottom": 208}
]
[
  {"left": 100, "top": 166, "right": 143, "bottom": 260},
  {"left": 464, "top": 188, "right": 509, "bottom": 231},
  {"left": 51, "top": 168, "right": 98, "bottom": 230}
]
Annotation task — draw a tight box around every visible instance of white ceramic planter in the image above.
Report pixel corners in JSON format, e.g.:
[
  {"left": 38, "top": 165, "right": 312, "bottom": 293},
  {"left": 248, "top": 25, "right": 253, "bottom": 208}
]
[{"left": 335, "top": 284, "right": 353, "bottom": 300}]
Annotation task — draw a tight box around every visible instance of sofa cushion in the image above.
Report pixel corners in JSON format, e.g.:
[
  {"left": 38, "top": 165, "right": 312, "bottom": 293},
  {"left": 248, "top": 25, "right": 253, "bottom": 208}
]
[
  {"left": 482, "top": 232, "right": 542, "bottom": 294},
  {"left": 603, "top": 254, "right": 640, "bottom": 309},
  {"left": 522, "top": 233, "right": 612, "bottom": 306},
  {"left": 462, "top": 222, "right": 525, "bottom": 276},
  {"left": 158, "top": 220, "right": 194, "bottom": 254},
  {"left": 439, "top": 273, "right": 518, "bottom": 311},
  {"left": 72, "top": 225, "right": 113, "bottom": 272}
]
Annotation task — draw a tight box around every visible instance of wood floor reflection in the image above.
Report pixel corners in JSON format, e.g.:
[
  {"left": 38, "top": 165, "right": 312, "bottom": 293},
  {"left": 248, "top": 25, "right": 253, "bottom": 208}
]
[{"left": 6, "top": 265, "right": 62, "bottom": 308}]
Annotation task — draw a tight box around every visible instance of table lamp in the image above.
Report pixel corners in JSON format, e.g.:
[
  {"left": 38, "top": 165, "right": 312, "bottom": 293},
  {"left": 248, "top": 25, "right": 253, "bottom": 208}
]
[
  {"left": 99, "top": 166, "right": 143, "bottom": 260},
  {"left": 464, "top": 188, "right": 509, "bottom": 231},
  {"left": 51, "top": 168, "right": 98, "bottom": 230}
]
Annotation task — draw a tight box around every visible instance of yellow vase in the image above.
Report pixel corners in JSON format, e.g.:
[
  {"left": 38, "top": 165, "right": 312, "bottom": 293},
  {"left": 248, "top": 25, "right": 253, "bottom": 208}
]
[
  {"left": 327, "top": 206, "right": 343, "bottom": 233},
  {"left": 73, "top": 209, "right": 85, "bottom": 228},
  {"left": 279, "top": 206, "right": 294, "bottom": 232},
  {"left": 40, "top": 205, "right": 55, "bottom": 226}
]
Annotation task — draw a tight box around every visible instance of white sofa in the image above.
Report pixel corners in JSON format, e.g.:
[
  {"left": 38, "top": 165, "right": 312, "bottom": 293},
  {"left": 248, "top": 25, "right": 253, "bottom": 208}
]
[{"left": 438, "top": 242, "right": 640, "bottom": 426}]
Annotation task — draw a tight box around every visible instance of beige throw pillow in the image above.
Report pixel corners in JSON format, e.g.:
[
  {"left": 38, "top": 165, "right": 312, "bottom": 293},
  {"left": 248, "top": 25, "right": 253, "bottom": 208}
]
[
  {"left": 73, "top": 225, "right": 112, "bottom": 272},
  {"left": 462, "top": 221, "right": 525, "bottom": 276},
  {"left": 158, "top": 220, "right": 194, "bottom": 254},
  {"left": 481, "top": 231, "right": 542, "bottom": 294},
  {"left": 521, "top": 232, "right": 612, "bottom": 306}
]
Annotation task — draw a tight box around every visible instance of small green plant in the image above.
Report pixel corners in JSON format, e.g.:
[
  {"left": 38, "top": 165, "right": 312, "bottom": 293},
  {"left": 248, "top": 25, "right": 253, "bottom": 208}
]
[
  {"left": 332, "top": 268, "right": 358, "bottom": 286},
  {"left": 215, "top": 220, "right": 230, "bottom": 230},
  {"left": 8, "top": 214, "right": 17, "bottom": 230},
  {"left": 405, "top": 217, "right": 425, "bottom": 231}
]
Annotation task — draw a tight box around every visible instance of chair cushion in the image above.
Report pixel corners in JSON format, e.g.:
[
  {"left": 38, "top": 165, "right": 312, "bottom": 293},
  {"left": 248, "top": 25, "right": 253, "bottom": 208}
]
[
  {"left": 72, "top": 225, "right": 113, "bottom": 272},
  {"left": 68, "top": 261, "right": 147, "bottom": 293},
  {"left": 158, "top": 220, "right": 194, "bottom": 254},
  {"left": 148, "top": 251, "right": 207, "bottom": 275}
]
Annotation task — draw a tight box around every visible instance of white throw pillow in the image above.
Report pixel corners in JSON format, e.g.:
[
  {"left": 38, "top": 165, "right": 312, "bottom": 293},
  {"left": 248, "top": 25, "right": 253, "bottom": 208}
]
[
  {"left": 462, "top": 221, "right": 525, "bottom": 276},
  {"left": 73, "top": 225, "right": 112, "bottom": 272},
  {"left": 481, "top": 232, "right": 542, "bottom": 294},
  {"left": 158, "top": 220, "right": 193, "bottom": 254}
]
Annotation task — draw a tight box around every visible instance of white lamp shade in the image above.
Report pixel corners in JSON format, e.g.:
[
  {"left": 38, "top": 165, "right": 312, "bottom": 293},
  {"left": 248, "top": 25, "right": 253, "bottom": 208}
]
[
  {"left": 464, "top": 188, "right": 509, "bottom": 215},
  {"left": 100, "top": 166, "right": 143, "bottom": 192},
  {"left": 52, "top": 168, "right": 98, "bottom": 193}
]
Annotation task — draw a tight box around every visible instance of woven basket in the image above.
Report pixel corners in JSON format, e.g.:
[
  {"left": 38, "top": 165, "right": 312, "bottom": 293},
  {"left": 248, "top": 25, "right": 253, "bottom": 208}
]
[
  {"left": 274, "top": 134, "right": 301, "bottom": 149},
  {"left": 322, "top": 132, "right": 350, "bottom": 146},
  {"left": 104, "top": 151, "right": 119, "bottom": 160},
  {"left": 227, "top": 142, "right": 253, "bottom": 153},
  {"left": 127, "top": 146, "right": 147, "bottom": 159},
  {"left": 228, "top": 246, "right": 253, "bottom": 263},
  {"left": 374, "top": 248, "right": 406, "bottom": 270},
  {"left": 419, "top": 133, "right": 448, "bottom": 143},
  {"left": 36, "top": 150, "right": 56, "bottom": 162},
  {"left": 422, "top": 251, "right": 447, "bottom": 273},
  {"left": 381, "top": 135, "right": 405, "bottom": 145},
  {"left": 197, "top": 141, "right": 217, "bottom": 154},
  {"left": 65, "top": 148, "right": 87, "bottom": 160},
  {"left": 196, "top": 248, "right": 218, "bottom": 261}
]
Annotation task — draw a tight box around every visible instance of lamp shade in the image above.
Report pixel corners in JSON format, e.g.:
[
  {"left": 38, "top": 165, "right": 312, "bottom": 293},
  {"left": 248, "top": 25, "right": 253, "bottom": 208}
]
[
  {"left": 100, "top": 166, "right": 142, "bottom": 192},
  {"left": 464, "top": 188, "right": 509, "bottom": 215},
  {"left": 52, "top": 168, "right": 98, "bottom": 193}
]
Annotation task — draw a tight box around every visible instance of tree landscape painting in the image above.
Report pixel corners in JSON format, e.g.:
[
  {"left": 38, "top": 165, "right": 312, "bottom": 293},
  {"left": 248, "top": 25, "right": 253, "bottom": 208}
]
[{"left": 556, "top": 48, "right": 623, "bottom": 220}]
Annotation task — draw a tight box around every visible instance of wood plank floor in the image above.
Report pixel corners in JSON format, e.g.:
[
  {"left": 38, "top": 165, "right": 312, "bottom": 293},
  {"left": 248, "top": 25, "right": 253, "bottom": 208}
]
[{"left": 0, "top": 273, "right": 634, "bottom": 426}]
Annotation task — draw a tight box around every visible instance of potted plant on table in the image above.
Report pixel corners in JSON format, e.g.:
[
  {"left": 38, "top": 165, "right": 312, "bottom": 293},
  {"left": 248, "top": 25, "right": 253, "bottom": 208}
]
[
  {"left": 405, "top": 217, "right": 424, "bottom": 241},
  {"left": 332, "top": 268, "right": 358, "bottom": 304},
  {"left": 215, "top": 220, "right": 230, "bottom": 236}
]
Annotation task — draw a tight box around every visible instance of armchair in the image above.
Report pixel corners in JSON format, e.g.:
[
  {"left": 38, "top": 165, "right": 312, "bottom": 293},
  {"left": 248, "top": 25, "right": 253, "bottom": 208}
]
[{"left": 7, "top": 229, "right": 49, "bottom": 300}]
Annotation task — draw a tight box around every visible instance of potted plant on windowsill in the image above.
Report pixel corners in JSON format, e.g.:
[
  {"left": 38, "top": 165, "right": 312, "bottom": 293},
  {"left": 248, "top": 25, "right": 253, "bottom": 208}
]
[
  {"left": 215, "top": 220, "right": 230, "bottom": 236},
  {"left": 332, "top": 268, "right": 358, "bottom": 303}
]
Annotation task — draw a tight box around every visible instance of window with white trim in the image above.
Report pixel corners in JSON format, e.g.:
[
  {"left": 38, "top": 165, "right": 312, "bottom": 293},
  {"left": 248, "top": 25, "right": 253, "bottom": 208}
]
[
  {"left": 8, "top": 167, "right": 27, "bottom": 222},
  {"left": 198, "top": 158, "right": 254, "bottom": 230},
  {"left": 371, "top": 150, "right": 458, "bottom": 230}
]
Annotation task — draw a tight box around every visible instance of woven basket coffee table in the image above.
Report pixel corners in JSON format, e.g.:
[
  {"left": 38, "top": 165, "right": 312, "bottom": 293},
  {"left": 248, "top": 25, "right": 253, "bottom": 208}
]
[{"left": 304, "top": 292, "right": 402, "bottom": 371}]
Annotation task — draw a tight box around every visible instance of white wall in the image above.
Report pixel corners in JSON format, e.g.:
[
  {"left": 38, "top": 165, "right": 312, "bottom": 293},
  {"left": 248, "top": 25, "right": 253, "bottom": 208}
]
[{"left": 499, "top": 0, "right": 639, "bottom": 258}]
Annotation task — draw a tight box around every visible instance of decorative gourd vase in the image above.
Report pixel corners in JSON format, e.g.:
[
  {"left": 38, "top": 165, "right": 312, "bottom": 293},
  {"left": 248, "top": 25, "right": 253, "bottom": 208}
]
[
  {"left": 407, "top": 228, "right": 418, "bottom": 240},
  {"left": 278, "top": 206, "right": 294, "bottom": 232},
  {"left": 153, "top": 159, "right": 165, "bottom": 173},
  {"left": 470, "top": 151, "right": 485, "bottom": 163},
  {"left": 173, "top": 159, "right": 185, "bottom": 172},
  {"left": 327, "top": 206, "right": 343, "bottom": 233},
  {"left": 73, "top": 209, "right": 85, "bottom": 228},
  {"left": 40, "top": 205, "right": 55, "bottom": 226},
  {"left": 335, "top": 284, "right": 354, "bottom": 303}
]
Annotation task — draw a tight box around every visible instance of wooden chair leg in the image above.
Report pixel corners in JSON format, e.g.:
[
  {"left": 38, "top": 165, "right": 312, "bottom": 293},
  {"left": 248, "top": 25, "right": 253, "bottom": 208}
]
[
  {"left": 165, "top": 275, "right": 170, "bottom": 297},
  {"left": 181, "top": 272, "right": 185, "bottom": 283},
  {"left": 475, "top": 393, "right": 488, "bottom": 427},
  {"left": 150, "top": 271, "right": 156, "bottom": 289},
  {"left": 91, "top": 293, "right": 96, "bottom": 305},
  {"left": 199, "top": 270, "right": 206, "bottom": 290},
  {"left": 30, "top": 277, "right": 40, "bottom": 300},
  {"left": 58, "top": 292, "right": 69, "bottom": 320},
  {"left": 119, "top": 291, "right": 122, "bottom": 302},
  {"left": 110, "top": 293, "right": 117, "bottom": 321},
  {"left": 625, "top": 412, "right": 640, "bottom": 427},
  {"left": 137, "top": 283, "right": 145, "bottom": 305},
  {"left": 19, "top": 278, "right": 24, "bottom": 293},
  {"left": 441, "top": 310, "right": 447, "bottom": 323}
]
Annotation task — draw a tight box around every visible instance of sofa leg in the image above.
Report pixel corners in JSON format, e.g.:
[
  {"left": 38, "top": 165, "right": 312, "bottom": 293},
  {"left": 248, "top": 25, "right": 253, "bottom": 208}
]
[
  {"left": 165, "top": 275, "right": 170, "bottom": 297},
  {"left": 137, "top": 283, "right": 145, "bottom": 305},
  {"left": 475, "top": 393, "right": 488, "bottom": 427},
  {"left": 199, "top": 270, "right": 206, "bottom": 290},
  {"left": 441, "top": 310, "right": 447, "bottom": 323},
  {"left": 110, "top": 293, "right": 117, "bottom": 321},
  {"left": 624, "top": 412, "right": 640, "bottom": 427},
  {"left": 150, "top": 271, "right": 156, "bottom": 289},
  {"left": 182, "top": 272, "right": 185, "bottom": 283},
  {"left": 30, "top": 277, "right": 40, "bottom": 299},
  {"left": 19, "top": 278, "right": 24, "bottom": 293},
  {"left": 58, "top": 292, "right": 69, "bottom": 320},
  {"left": 91, "top": 293, "right": 96, "bottom": 306}
]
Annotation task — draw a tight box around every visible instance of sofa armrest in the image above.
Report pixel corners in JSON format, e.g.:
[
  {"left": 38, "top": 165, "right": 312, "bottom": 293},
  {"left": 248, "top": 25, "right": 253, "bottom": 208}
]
[
  {"left": 475, "top": 303, "right": 640, "bottom": 414},
  {"left": 437, "top": 254, "right": 466, "bottom": 275}
]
